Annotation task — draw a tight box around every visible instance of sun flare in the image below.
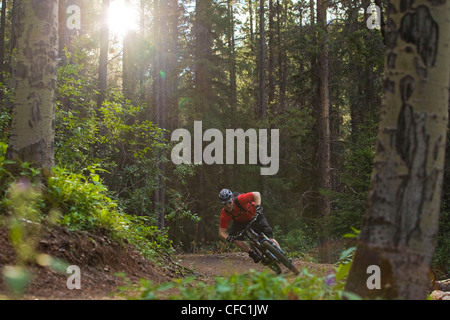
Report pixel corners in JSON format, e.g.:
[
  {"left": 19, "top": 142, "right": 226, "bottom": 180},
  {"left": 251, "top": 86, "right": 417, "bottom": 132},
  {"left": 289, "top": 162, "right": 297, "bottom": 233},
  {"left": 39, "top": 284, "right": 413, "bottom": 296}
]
[{"left": 108, "top": 0, "right": 139, "bottom": 37}]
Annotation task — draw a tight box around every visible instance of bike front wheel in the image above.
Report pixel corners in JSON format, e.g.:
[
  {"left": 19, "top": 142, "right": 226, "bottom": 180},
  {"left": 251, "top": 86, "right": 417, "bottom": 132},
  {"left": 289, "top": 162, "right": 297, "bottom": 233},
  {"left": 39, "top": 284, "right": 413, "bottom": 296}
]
[{"left": 262, "top": 241, "right": 299, "bottom": 275}]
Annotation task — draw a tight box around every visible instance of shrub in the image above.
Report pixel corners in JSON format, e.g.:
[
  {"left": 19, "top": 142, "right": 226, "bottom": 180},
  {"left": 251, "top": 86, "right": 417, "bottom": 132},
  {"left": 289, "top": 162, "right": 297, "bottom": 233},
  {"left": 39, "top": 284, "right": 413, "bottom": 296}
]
[
  {"left": 0, "top": 157, "right": 174, "bottom": 262},
  {"left": 45, "top": 166, "right": 174, "bottom": 259},
  {"left": 46, "top": 166, "right": 119, "bottom": 230},
  {"left": 133, "top": 269, "right": 346, "bottom": 300}
]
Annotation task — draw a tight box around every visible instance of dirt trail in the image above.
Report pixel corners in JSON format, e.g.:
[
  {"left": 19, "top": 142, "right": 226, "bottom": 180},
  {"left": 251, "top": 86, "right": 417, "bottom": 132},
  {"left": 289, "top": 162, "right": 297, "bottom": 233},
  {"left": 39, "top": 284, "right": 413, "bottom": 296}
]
[{"left": 176, "top": 252, "right": 335, "bottom": 279}]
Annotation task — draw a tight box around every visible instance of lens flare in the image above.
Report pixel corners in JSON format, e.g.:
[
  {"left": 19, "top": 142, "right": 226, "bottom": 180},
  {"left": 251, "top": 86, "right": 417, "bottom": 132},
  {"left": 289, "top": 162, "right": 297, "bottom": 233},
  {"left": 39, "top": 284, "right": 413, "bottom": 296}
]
[{"left": 109, "top": 0, "right": 138, "bottom": 37}]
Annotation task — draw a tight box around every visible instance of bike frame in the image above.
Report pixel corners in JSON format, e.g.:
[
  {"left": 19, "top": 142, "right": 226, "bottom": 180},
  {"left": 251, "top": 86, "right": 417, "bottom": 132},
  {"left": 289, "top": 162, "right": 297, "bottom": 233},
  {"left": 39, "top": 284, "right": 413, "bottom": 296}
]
[
  {"left": 230, "top": 213, "right": 287, "bottom": 274},
  {"left": 245, "top": 226, "right": 284, "bottom": 274}
]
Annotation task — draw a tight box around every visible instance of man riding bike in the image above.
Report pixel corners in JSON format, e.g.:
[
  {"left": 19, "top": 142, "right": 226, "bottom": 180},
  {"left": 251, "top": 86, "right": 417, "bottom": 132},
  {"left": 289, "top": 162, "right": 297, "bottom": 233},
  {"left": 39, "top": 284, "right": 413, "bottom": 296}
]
[{"left": 218, "top": 189, "right": 280, "bottom": 263}]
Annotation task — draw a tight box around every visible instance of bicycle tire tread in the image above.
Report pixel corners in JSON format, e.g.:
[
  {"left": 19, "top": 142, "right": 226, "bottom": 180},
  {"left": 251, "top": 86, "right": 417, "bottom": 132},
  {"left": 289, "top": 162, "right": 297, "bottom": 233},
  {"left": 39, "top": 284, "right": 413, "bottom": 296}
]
[{"left": 262, "top": 241, "right": 299, "bottom": 275}]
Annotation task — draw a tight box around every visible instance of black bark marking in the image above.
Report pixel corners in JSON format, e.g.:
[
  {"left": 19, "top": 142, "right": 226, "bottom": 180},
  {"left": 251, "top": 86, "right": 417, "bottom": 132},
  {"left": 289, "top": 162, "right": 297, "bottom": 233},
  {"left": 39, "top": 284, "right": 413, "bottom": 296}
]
[
  {"left": 32, "top": 0, "right": 55, "bottom": 22},
  {"left": 16, "top": 61, "right": 28, "bottom": 79},
  {"left": 396, "top": 76, "right": 416, "bottom": 167},
  {"left": 31, "top": 101, "right": 41, "bottom": 122},
  {"left": 396, "top": 103, "right": 416, "bottom": 167},
  {"left": 400, "top": 75, "right": 415, "bottom": 102},
  {"left": 433, "top": 136, "right": 441, "bottom": 161},
  {"left": 413, "top": 57, "right": 427, "bottom": 79},
  {"left": 394, "top": 75, "right": 432, "bottom": 247},
  {"left": 400, "top": 0, "right": 415, "bottom": 12},
  {"left": 385, "top": 18, "right": 398, "bottom": 50},
  {"left": 387, "top": 52, "right": 397, "bottom": 69},
  {"left": 405, "top": 46, "right": 414, "bottom": 53},
  {"left": 387, "top": 1, "right": 398, "bottom": 15},
  {"left": 399, "top": 5, "right": 439, "bottom": 67},
  {"left": 394, "top": 111, "right": 429, "bottom": 247}
]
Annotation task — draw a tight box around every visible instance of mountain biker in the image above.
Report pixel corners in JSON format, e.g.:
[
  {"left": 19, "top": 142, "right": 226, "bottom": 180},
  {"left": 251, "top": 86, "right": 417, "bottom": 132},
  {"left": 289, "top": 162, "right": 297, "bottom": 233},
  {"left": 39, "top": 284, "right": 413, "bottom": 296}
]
[{"left": 218, "top": 189, "right": 280, "bottom": 263}]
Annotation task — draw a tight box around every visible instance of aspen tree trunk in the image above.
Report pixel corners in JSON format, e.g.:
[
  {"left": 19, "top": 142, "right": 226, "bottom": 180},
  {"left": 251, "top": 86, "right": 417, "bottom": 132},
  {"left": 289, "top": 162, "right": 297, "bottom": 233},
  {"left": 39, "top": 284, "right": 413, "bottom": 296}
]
[
  {"left": 345, "top": 0, "right": 450, "bottom": 299},
  {"left": 7, "top": 0, "right": 59, "bottom": 170}
]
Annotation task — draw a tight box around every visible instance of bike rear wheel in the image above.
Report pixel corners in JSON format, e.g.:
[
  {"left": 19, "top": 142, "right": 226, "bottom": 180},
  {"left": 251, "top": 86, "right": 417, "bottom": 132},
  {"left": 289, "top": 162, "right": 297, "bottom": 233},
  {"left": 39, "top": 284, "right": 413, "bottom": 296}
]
[{"left": 262, "top": 241, "right": 299, "bottom": 275}]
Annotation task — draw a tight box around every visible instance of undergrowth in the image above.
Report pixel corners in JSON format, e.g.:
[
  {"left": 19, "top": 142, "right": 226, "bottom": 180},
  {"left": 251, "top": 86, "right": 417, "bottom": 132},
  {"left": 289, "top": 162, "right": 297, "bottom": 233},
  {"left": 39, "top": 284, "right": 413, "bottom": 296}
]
[
  {"left": 0, "top": 144, "right": 174, "bottom": 264},
  {"left": 123, "top": 268, "right": 355, "bottom": 300}
]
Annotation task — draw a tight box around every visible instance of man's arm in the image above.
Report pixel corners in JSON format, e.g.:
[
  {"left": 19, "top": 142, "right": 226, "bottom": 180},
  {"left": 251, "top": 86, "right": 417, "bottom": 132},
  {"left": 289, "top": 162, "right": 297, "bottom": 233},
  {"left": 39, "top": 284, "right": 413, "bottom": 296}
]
[
  {"left": 219, "top": 227, "right": 250, "bottom": 252},
  {"left": 219, "top": 227, "right": 228, "bottom": 241},
  {"left": 252, "top": 192, "right": 261, "bottom": 206}
]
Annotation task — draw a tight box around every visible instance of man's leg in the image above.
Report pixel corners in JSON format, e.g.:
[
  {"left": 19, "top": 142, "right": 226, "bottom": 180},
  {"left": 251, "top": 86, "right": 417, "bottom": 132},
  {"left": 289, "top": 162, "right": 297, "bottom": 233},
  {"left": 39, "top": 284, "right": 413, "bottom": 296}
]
[
  {"left": 232, "top": 239, "right": 262, "bottom": 262},
  {"left": 233, "top": 240, "right": 250, "bottom": 252},
  {"left": 270, "top": 238, "right": 281, "bottom": 248},
  {"left": 257, "top": 215, "right": 280, "bottom": 247},
  {"left": 230, "top": 222, "right": 262, "bottom": 263}
]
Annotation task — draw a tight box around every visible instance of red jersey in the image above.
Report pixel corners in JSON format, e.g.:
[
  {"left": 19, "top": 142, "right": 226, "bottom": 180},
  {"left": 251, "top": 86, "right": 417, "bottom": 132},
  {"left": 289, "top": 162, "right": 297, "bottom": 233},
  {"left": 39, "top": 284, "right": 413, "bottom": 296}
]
[{"left": 219, "top": 192, "right": 256, "bottom": 229}]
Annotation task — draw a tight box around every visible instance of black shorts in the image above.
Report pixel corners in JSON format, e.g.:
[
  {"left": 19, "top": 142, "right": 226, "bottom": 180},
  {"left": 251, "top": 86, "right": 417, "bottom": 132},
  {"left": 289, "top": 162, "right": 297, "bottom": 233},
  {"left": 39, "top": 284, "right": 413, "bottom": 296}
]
[{"left": 229, "top": 214, "right": 274, "bottom": 241}]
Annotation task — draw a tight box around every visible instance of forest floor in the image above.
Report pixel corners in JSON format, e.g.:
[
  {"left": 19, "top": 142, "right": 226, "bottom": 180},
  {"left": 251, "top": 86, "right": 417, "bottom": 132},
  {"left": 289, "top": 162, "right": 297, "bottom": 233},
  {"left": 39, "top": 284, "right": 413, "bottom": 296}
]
[
  {"left": 0, "top": 225, "right": 175, "bottom": 299},
  {"left": 176, "top": 252, "right": 334, "bottom": 279},
  {"left": 0, "top": 225, "right": 336, "bottom": 300}
]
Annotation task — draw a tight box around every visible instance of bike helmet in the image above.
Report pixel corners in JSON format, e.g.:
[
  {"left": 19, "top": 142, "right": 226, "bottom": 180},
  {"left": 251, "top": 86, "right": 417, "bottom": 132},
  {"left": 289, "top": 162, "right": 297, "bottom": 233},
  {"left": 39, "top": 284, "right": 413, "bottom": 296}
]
[{"left": 219, "top": 189, "right": 233, "bottom": 204}]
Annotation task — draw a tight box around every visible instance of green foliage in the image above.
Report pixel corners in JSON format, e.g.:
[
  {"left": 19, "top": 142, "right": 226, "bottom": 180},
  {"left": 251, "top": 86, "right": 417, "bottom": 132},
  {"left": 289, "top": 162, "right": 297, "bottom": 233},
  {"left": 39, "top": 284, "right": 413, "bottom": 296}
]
[
  {"left": 0, "top": 162, "right": 70, "bottom": 297},
  {"left": 0, "top": 108, "right": 11, "bottom": 145},
  {"left": 123, "top": 241, "right": 358, "bottom": 301},
  {"left": 121, "top": 214, "right": 174, "bottom": 259},
  {"left": 0, "top": 154, "right": 174, "bottom": 263},
  {"left": 56, "top": 47, "right": 181, "bottom": 228},
  {"left": 321, "top": 129, "right": 376, "bottom": 246},
  {"left": 273, "top": 226, "right": 316, "bottom": 259},
  {"left": 131, "top": 269, "right": 345, "bottom": 300},
  {"left": 1, "top": 0, "right": 446, "bottom": 286},
  {"left": 0, "top": 144, "right": 45, "bottom": 212},
  {"left": 2, "top": 266, "right": 32, "bottom": 297},
  {"left": 5, "top": 177, "right": 43, "bottom": 265},
  {"left": 56, "top": 83, "right": 167, "bottom": 173},
  {"left": 46, "top": 166, "right": 118, "bottom": 230},
  {"left": 45, "top": 166, "right": 174, "bottom": 259},
  {"left": 435, "top": 128, "right": 450, "bottom": 277},
  {"left": 335, "top": 245, "right": 357, "bottom": 281}
]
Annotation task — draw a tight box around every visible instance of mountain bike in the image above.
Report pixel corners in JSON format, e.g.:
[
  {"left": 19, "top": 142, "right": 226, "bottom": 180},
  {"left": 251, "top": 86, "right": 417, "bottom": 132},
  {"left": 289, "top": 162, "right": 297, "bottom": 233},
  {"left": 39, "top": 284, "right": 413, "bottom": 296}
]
[{"left": 228, "top": 213, "right": 299, "bottom": 276}]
